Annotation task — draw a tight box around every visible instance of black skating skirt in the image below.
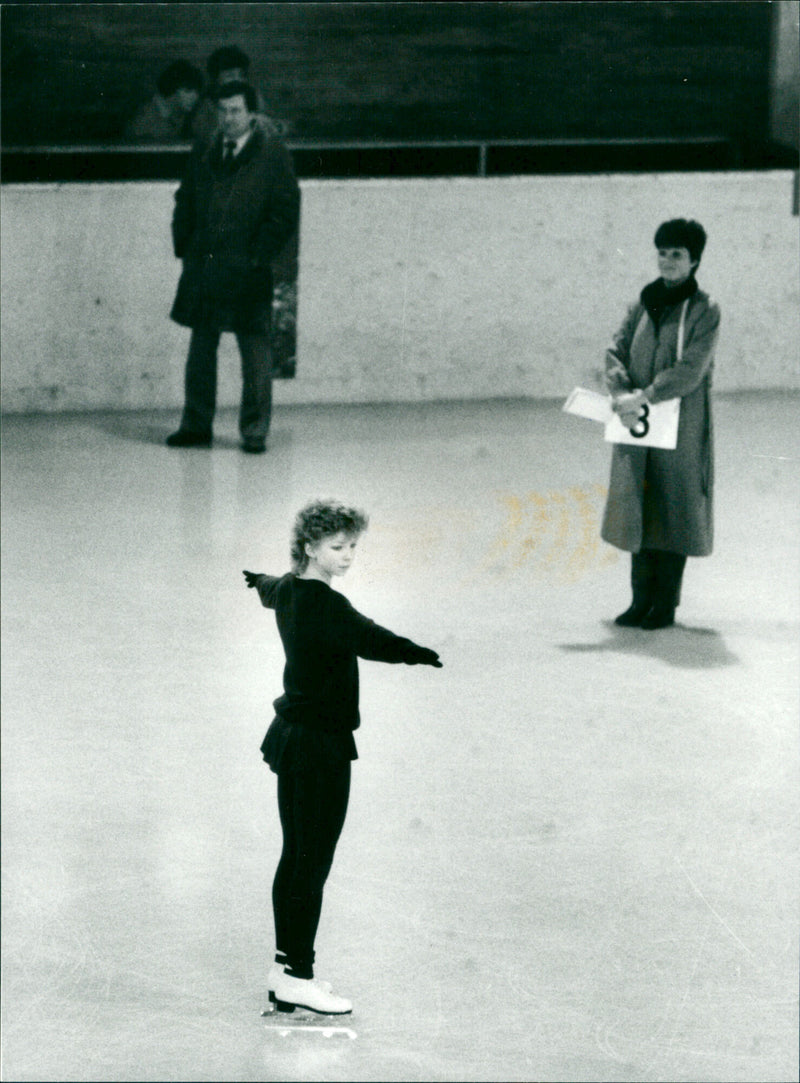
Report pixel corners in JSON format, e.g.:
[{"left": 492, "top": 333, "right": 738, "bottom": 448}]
[{"left": 261, "top": 715, "right": 358, "bottom": 775}]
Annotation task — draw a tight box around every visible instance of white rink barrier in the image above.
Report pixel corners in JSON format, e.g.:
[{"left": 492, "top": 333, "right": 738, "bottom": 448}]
[{"left": 1, "top": 171, "right": 798, "bottom": 412}]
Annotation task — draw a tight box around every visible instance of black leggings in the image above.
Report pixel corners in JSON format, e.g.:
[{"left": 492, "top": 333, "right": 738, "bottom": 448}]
[{"left": 273, "top": 759, "right": 351, "bottom": 979}]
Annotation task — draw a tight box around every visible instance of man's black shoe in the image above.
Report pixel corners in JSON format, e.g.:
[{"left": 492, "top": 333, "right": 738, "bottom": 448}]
[
  {"left": 166, "top": 430, "right": 212, "bottom": 448},
  {"left": 241, "top": 440, "right": 266, "bottom": 454}
]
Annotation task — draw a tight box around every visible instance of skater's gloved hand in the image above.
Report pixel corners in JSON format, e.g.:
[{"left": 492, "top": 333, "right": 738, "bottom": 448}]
[
  {"left": 243, "top": 570, "right": 261, "bottom": 589},
  {"left": 409, "top": 647, "right": 443, "bottom": 668}
]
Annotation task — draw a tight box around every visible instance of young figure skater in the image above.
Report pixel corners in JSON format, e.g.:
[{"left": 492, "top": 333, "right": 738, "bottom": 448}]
[{"left": 243, "top": 500, "right": 442, "bottom": 1015}]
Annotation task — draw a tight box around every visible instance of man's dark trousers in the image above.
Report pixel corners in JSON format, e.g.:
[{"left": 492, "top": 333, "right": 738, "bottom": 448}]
[{"left": 180, "top": 327, "right": 272, "bottom": 443}]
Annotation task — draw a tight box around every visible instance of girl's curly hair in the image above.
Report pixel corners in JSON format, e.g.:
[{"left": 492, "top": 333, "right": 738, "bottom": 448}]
[{"left": 290, "top": 500, "right": 369, "bottom": 572}]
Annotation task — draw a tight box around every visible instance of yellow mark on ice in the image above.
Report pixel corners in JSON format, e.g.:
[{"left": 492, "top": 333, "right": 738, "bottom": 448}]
[{"left": 480, "top": 485, "right": 616, "bottom": 581}]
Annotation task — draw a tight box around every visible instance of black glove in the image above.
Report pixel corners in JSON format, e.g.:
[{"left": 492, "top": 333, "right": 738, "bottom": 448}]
[
  {"left": 408, "top": 646, "right": 443, "bottom": 668},
  {"left": 243, "top": 570, "right": 261, "bottom": 589}
]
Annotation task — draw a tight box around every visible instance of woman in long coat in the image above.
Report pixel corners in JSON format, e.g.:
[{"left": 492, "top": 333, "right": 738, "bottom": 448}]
[{"left": 601, "top": 218, "right": 721, "bottom": 629}]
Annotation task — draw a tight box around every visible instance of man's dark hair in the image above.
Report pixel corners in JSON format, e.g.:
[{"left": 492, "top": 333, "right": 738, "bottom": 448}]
[
  {"left": 207, "top": 45, "right": 251, "bottom": 81},
  {"left": 157, "top": 60, "right": 204, "bottom": 98},
  {"left": 215, "top": 80, "right": 258, "bottom": 113}
]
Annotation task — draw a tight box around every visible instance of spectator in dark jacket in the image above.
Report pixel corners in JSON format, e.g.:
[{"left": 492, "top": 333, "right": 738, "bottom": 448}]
[
  {"left": 191, "top": 45, "right": 271, "bottom": 146},
  {"left": 124, "top": 60, "right": 204, "bottom": 142},
  {"left": 167, "top": 81, "right": 300, "bottom": 454}
]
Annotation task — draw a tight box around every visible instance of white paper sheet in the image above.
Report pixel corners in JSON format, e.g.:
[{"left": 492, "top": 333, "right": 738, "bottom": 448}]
[
  {"left": 604, "top": 398, "right": 680, "bottom": 449},
  {"left": 563, "top": 387, "right": 680, "bottom": 449},
  {"left": 562, "top": 387, "right": 613, "bottom": 423}
]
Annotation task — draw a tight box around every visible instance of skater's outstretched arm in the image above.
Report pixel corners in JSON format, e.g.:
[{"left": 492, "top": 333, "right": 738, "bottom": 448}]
[
  {"left": 332, "top": 592, "right": 442, "bottom": 667},
  {"left": 243, "top": 570, "right": 280, "bottom": 609}
]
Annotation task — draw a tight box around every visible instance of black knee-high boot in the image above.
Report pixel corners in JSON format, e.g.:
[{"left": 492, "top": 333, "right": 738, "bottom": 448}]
[
  {"left": 641, "top": 551, "right": 686, "bottom": 629},
  {"left": 615, "top": 550, "right": 658, "bottom": 626}
]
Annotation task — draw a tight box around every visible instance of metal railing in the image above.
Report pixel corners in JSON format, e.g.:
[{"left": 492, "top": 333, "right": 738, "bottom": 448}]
[{"left": 1, "top": 134, "right": 749, "bottom": 184}]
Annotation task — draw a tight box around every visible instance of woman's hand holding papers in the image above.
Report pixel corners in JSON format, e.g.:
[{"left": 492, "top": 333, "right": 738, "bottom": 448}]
[{"left": 612, "top": 389, "right": 649, "bottom": 430}]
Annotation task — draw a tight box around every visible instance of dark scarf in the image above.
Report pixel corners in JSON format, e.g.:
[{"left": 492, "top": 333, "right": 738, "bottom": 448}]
[{"left": 640, "top": 275, "right": 698, "bottom": 328}]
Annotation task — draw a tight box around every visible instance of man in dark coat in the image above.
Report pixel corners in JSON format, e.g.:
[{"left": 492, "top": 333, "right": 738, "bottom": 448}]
[{"left": 167, "top": 81, "right": 300, "bottom": 453}]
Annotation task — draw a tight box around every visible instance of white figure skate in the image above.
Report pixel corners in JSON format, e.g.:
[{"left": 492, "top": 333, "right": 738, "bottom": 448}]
[{"left": 271, "top": 971, "right": 352, "bottom": 1015}]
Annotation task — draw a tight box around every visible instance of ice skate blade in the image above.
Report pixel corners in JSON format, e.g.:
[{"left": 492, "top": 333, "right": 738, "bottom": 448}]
[
  {"left": 261, "top": 1007, "right": 357, "bottom": 1040},
  {"left": 266, "top": 1024, "right": 357, "bottom": 1039}
]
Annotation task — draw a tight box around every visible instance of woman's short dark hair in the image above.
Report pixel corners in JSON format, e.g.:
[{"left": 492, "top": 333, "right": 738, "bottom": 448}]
[
  {"left": 291, "top": 500, "right": 369, "bottom": 572},
  {"left": 654, "top": 219, "right": 707, "bottom": 264},
  {"left": 207, "top": 45, "right": 251, "bottom": 80},
  {"left": 215, "top": 80, "right": 258, "bottom": 113},
  {"left": 157, "top": 61, "right": 204, "bottom": 97}
]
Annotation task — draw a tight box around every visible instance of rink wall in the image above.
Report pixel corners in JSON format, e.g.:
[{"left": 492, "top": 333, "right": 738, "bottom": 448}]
[{"left": 1, "top": 171, "right": 798, "bottom": 413}]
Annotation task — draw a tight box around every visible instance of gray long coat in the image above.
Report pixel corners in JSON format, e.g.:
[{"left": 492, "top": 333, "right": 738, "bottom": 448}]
[
  {"left": 600, "top": 289, "right": 721, "bottom": 556},
  {"left": 170, "top": 127, "right": 300, "bottom": 334}
]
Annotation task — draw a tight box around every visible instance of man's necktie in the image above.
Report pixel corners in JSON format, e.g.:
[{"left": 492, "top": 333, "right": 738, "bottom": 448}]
[{"left": 223, "top": 140, "right": 236, "bottom": 166}]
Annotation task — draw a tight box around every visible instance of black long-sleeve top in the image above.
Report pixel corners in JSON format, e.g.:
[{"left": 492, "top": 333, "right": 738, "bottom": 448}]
[{"left": 251, "top": 573, "right": 435, "bottom": 736}]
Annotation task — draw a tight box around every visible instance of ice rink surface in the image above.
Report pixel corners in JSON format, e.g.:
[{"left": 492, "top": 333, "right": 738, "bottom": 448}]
[{"left": 2, "top": 393, "right": 798, "bottom": 1083}]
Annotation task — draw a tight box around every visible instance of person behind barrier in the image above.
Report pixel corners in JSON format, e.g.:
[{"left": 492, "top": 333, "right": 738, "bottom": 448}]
[
  {"left": 600, "top": 218, "right": 721, "bottom": 629},
  {"left": 124, "top": 60, "right": 204, "bottom": 143},
  {"left": 190, "top": 45, "right": 271, "bottom": 146}
]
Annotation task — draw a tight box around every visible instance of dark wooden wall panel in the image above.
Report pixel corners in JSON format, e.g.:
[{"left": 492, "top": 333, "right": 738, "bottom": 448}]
[{"left": 1, "top": 2, "right": 772, "bottom": 147}]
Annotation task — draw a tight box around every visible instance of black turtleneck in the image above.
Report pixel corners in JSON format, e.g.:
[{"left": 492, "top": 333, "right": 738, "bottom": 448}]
[
  {"left": 640, "top": 275, "right": 698, "bottom": 329},
  {"left": 250, "top": 572, "right": 436, "bottom": 733}
]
